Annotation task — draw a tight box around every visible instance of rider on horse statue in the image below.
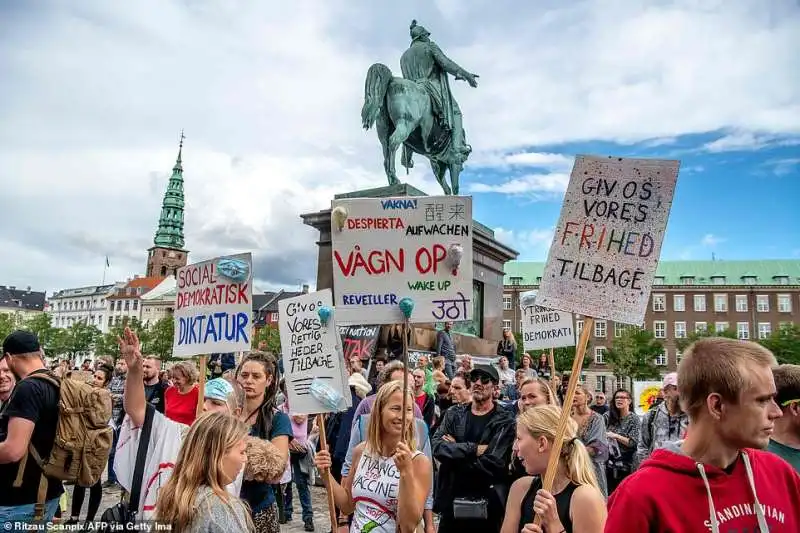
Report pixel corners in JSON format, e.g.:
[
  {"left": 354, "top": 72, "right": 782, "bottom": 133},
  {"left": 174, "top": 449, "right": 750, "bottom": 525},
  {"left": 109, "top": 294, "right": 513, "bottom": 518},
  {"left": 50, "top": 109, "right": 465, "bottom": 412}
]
[{"left": 400, "top": 20, "right": 478, "bottom": 169}]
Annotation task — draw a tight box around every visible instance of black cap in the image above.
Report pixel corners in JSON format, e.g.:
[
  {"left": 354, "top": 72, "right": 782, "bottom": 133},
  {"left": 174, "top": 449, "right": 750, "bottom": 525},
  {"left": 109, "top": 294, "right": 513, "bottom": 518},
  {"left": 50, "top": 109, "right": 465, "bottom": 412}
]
[
  {"left": 3, "top": 330, "right": 41, "bottom": 356},
  {"left": 470, "top": 364, "right": 499, "bottom": 384}
]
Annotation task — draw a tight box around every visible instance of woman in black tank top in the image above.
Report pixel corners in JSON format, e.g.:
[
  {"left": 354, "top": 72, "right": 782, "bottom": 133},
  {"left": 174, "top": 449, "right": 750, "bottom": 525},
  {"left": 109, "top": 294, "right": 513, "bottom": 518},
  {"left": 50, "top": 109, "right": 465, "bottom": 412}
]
[{"left": 500, "top": 405, "right": 607, "bottom": 533}]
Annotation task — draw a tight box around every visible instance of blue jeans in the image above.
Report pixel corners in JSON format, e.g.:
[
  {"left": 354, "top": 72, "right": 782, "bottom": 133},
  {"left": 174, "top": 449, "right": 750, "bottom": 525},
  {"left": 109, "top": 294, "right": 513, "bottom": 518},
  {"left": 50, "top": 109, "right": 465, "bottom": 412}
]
[
  {"left": 0, "top": 497, "right": 60, "bottom": 523},
  {"left": 107, "top": 426, "right": 120, "bottom": 483},
  {"left": 444, "top": 359, "right": 455, "bottom": 379},
  {"left": 283, "top": 455, "right": 313, "bottom": 522}
]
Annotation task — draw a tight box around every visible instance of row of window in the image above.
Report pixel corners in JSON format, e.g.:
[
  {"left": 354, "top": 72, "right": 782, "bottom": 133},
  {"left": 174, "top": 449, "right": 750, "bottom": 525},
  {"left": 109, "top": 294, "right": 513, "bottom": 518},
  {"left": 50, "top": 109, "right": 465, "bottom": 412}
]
[
  {"left": 52, "top": 298, "right": 141, "bottom": 312},
  {"left": 507, "top": 275, "right": 794, "bottom": 287},
  {"left": 652, "top": 293, "right": 793, "bottom": 313},
  {"left": 53, "top": 311, "right": 141, "bottom": 328}
]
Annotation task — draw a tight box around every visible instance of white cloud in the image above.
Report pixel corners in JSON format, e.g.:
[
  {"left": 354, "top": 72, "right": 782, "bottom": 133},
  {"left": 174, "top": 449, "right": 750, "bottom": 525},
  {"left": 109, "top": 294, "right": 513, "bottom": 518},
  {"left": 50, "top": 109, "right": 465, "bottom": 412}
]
[
  {"left": 0, "top": 0, "right": 798, "bottom": 291},
  {"left": 494, "top": 227, "right": 554, "bottom": 260},
  {"left": 701, "top": 234, "right": 725, "bottom": 247}
]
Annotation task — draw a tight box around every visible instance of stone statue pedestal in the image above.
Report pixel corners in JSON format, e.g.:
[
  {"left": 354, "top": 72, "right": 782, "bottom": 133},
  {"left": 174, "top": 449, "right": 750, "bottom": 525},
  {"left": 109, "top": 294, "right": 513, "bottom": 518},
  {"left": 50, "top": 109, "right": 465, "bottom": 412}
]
[{"left": 301, "top": 183, "right": 518, "bottom": 356}]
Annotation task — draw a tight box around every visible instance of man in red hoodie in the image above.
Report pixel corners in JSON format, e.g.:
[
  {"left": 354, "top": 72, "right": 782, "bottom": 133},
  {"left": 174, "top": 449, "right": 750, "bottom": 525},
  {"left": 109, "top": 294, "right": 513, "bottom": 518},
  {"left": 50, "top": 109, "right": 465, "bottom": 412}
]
[{"left": 606, "top": 337, "right": 800, "bottom": 532}]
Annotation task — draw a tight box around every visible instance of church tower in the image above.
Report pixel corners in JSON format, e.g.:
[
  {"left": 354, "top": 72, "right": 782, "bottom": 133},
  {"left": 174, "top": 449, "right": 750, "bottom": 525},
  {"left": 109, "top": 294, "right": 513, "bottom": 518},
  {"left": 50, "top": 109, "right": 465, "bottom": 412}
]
[{"left": 146, "top": 132, "right": 189, "bottom": 277}]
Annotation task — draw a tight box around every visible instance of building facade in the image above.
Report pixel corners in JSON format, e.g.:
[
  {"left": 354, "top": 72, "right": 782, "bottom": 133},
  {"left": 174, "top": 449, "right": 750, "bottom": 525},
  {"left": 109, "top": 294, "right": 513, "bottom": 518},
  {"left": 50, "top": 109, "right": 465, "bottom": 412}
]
[
  {"left": 0, "top": 285, "right": 46, "bottom": 324},
  {"left": 48, "top": 283, "right": 119, "bottom": 332},
  {"left": 105, "top": 276, "right": 164, "bottom": 328},
  {"left": 504, "top": 260, "right": 800, "bottom": 394}
]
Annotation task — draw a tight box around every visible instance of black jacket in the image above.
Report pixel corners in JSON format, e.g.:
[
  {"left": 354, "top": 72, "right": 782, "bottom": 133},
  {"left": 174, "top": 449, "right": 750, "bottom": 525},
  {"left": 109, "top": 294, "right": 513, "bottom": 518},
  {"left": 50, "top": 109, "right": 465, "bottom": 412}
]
[
  {"left": 417, "top": 392, "right": 436, "bottom": 429},
  {"left": 432, "top": 402, "right": 515, "bottom": 516}
]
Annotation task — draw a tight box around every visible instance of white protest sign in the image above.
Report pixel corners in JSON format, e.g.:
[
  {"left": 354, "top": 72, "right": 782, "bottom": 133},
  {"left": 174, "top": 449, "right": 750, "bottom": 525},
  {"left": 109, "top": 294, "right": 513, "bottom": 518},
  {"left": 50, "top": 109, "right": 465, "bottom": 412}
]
[
  {"left": 173, "top": 253, "right": 253, "bottom": 358},
  {"left": 519, "top": 290, "right": 575, "bottom": 351},
  {"left": 633, "top": 380, "right": 664, "bottom": 416},
  {"left": 330, "top": 196, "right": 473, "bottom": 325},
  {"left": 279, "top": 289, "right": 350, "bottom": 415},
  {"left": 536, "top": 155, "right": 679, "bottom": 325}
]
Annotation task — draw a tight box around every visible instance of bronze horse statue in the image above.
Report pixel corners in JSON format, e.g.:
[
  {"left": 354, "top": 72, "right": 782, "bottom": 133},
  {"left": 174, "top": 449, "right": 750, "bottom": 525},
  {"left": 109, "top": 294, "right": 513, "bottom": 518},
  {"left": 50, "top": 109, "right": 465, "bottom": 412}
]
[{"left": 362, "top": 63, "right": 473, "bottom": 195}]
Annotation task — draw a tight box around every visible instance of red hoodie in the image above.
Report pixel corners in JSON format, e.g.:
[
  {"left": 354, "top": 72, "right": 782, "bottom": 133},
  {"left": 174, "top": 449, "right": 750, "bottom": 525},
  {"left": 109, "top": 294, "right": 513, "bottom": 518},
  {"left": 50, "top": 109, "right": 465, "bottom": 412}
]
[{"left": 606, "top": 445, "right": 800, "bottom": 532}]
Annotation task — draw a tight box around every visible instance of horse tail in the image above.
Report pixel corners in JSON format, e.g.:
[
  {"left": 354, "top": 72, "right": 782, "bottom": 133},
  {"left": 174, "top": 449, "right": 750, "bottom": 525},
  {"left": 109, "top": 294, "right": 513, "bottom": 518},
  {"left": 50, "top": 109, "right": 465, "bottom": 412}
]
[{"left": 362, "top": 63, "right": 392, "bottom": 130}]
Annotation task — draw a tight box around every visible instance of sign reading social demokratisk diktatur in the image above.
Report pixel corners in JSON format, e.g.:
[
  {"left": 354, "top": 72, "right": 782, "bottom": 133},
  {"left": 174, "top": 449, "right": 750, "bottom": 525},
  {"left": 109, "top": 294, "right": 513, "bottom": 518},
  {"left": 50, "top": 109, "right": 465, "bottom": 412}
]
[
  {"left": 173, "top": 252, "right": 253, "bottom": 358},
  {"left": 536, "top": 155, "right": 679, "bottom": 325},
  {"left": 520, "top": 290, "right": 576, "bottom": 351},
  {"left": 279, "top": 289, "right": 350, "bottom": 415},
  {"left": 330, "top": 196, "right": 473, "bottom": 325}
]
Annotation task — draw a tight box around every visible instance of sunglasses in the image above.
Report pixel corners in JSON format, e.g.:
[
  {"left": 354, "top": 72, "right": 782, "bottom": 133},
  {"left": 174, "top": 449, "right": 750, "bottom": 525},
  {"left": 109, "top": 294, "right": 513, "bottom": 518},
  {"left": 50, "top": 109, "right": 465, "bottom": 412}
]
[{"left": 472, "top": 374, "right": 494, "bottom": 385}]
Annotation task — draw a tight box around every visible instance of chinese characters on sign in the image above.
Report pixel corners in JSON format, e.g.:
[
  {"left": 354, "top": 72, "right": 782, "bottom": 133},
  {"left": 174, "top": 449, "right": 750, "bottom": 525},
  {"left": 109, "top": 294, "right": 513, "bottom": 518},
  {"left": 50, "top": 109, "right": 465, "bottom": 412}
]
[
  {"left": 330, "top": 196, "right": 474, "bottom": 325},
  {"left": 536, "top": 156, "right": 679, "bottom": 325}
]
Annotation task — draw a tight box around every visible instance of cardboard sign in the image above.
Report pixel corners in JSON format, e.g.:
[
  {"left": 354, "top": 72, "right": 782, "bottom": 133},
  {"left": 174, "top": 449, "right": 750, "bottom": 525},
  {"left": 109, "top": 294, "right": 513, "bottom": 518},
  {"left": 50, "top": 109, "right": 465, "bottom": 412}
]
[
  {"left": 330, "top": 196, "right": 473, "bottom": 325},
  {"left": 408, "top": 349, "right": 436, "bottom": 368},
  {"left": 519, "top": 290, "right": 576, "bottom": 351},
  {"left": 173, "top": 253, "right": 253, "bottom": 358},
  {"left": 338, "top": 325, "right": 380, "bottom": 361},
  {"left": 279, "top": 289, "right": 350, "bottom": 415},
  {"left": 536, "top": 155, "right": 679, "bottom": 325}
]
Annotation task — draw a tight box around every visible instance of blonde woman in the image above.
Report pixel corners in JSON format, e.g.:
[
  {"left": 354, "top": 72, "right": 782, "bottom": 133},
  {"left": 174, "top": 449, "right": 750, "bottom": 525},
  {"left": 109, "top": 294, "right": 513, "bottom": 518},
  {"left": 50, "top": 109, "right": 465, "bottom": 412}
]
[
  {"left": 156, "top": 411, "right": 253, "bottom": 532},
  {"left": 501, "top": 405, "right": 606, "bottom": 533},
  {"left": 165, "top": 360, "right": 200, "bottom": 425},
  {"left": 315, "top": 381, "right": 432, "bottom": 533},
  {"left": 510, "top": 378, "right": 560, "bottom": 480}
]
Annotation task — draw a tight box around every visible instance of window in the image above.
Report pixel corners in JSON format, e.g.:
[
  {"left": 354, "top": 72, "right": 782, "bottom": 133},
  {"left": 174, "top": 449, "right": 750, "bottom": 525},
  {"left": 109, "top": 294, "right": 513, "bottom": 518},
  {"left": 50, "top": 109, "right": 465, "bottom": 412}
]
[
  {"left": 536, "top": 277, "right": 542, "bottom": 285},
  {"left": 778, "top": 294, "right": 792, "bottom": 313},
  {"left": 655, "top": 351, "right": 667, "bottom": 366},
  {"left": 773, "top": 275, "right": 790, "bottom": 285},
  {"left": 756, "top": 295, "right": 769, "bottom": 312},
  {"left": 714, "top": 294, "right": 728, "bottom": 312},
  {"left": 693, "top": 294, "right": 706, "bottom": 312},
  {"left": 653, "top": 321, "right": 666, "bottom": 338},
  {"left": 594, "top": 320, "right": 607, "bottom": 338},
  {"left": 503, "top": 294, "right": 512, "bottom": 310},
  {"left": 737, "top": 322, "right": 750, "bottom": 340},
  {"left": 652, "top": 294, "right": 665, "bottom": 312},
  {"left": 673, "top": 294, "right": 685, "bottom": 312},
  {"left": 614, "top": 322, "right": 628, "bottom": 337},
  {"left": 715, "top": 321, "right": 729, "bottom": 333},
  {"left": 510, "top": 277, "right": 522, "bottom": 286},
  {"left": 503, "top": 319, "right": 512, "bottom": 330},
  {"left": 681, "top": 276, "right": 695, "bottom": 285},
  {"left": 133, "top": 300, "right": 138, "bottom": 311},
  {"left": 576, "top": 320, "right": 584, "bottom": 338},
  {"left": 108, "top": 316, "right": 112, "bottom": 326},
  {"left": 711, "top": 276, "right": 726, "bottom": 285},
  {"left": 674, "top": 321, "right": 686, "bottom": 338},
  {"left": 758, "top": 323, "right": 771, "bottom": 340},
  {"left": 124, "top": 301, "right": 130, "bottom": 311},
  {"left": 735, "top": 295, "right": 748, "bottom": 312},
  {"left": 742, "top": 276, "right": 757, "bottom": 285},
  {"left": 116, "top": 301, "right": 122, "bottom": 311},
  {"left": 695, "top": 322, "right": 707, "bottom": 333},
  {"left": 595, "top": 375, "right": 607, "bottom": 392},
  {"left": 653, "top": 276, "right": 665, "bottom": 285},
  {"left": 594, "top": 347, "right": 606, "bottom": 365},
  {"left": 676, "top": 350, "right": 683, "bottom": 364}
]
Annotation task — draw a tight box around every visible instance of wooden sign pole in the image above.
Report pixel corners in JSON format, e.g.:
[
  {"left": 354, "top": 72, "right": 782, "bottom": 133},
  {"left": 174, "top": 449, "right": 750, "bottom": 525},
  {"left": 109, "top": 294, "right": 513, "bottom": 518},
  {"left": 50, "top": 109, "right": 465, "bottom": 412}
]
[
  {"left": 533, "top": 316, "right": 594, "bottom": 526},
  {"left": 196, "top": 355, "right": 207, "bottom": 416},
  {"left": 400, "top": 320, "right": 410, "bottom": 444},
  {"left": 316, "top": 414, "right": 338, "bottom": 533},
  {"left": 548, "top": 348, "right": 556, "bottom": 381}
]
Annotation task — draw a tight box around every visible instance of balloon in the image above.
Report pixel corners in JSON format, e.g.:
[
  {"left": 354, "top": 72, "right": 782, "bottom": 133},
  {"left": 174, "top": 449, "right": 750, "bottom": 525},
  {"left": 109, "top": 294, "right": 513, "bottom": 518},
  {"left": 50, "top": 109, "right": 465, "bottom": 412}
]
[
  {"left": 399, "top": 297, "right": 415, "bottom": 319},
  {"left": 332, "top": 206, "right": 349, "bottom": 232},
  {"left": 447, "top": 243, "right": 464, "bottom": 276},
  {"left": 317, "top": 305, "right": 333, "bottom": 326}
]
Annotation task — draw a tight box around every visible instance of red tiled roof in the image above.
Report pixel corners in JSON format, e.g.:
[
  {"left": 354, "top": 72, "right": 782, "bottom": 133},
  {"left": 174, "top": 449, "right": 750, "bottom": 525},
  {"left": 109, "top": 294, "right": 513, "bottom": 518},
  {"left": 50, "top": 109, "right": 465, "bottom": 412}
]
[{"left": 106, "top": 276, "right": 165, "bottom": 299}]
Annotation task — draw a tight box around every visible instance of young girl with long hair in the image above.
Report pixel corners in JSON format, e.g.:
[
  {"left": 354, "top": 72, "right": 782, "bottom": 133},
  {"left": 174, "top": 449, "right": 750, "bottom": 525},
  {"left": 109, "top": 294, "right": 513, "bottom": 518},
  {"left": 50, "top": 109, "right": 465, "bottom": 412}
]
[
  {"left": 236, "top": 352, "right": 292, "bottom": 533},
  {"left": 315, "top": 381, "right": 432, "bottom": 533},
  {"left": 156, "top": 411, "right": 253, "bottom": 532},
  {"left": 501, "top": 405, "right": 606, "bottom": 533}
]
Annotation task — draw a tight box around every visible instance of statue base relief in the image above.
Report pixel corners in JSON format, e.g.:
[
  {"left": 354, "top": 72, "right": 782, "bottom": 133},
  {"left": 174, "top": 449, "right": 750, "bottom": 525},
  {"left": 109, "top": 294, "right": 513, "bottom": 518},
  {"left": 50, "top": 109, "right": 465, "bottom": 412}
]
[{"left": 300, "top": 183, "right": 518, "bottom": 358}]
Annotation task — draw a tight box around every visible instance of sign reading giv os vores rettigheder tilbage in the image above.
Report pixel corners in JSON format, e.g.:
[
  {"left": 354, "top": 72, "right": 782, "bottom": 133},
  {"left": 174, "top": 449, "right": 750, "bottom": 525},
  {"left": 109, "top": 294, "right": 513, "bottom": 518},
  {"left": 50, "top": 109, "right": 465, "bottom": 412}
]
[
  {"left": 536, "top": 155, "right": 679, "bottom": 325},
  {"left": 278, "top": 289, "right": 351, "bottom": 415},
  {"left": 330, "top": 196, "right": 473, "bottom": 325},
  {"left": 172, "top": 253, "right": 253, "bottom": 358}
]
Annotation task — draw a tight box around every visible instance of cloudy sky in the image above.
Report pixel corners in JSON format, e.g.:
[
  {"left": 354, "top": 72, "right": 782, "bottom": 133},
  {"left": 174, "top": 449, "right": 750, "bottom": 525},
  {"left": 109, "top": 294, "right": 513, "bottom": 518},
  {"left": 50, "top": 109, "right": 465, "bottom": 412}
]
[{"left": 2, "top": 0, "right": 799, "bottom": 295}]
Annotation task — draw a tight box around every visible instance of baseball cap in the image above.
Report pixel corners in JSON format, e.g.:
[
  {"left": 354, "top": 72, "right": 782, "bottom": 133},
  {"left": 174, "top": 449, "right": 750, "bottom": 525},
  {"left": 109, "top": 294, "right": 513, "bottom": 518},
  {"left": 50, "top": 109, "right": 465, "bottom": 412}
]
[
  {"left": 3, "top": 330, "right": 41, "bottom": 356},
  {"left": 204, "top": 378, "right": 234, "bottom": 402},
  {"left": 662, "top": 372, "right": 678, "bottom": 389},
  {"left": 470, "top": 364, "right": 500, "bottom": 384}
]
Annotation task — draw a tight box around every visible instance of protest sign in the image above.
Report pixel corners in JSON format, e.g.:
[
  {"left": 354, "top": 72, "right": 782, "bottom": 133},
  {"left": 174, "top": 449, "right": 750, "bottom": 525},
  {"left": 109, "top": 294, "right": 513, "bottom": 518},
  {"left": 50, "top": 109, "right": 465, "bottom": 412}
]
[
  {"left": 633, "top": 380, "right": 664, "bottom": 415},
  {"left": 519, "top": 290, "right": 575, "bottom": 351},
  {"left": 536, "top": 155, "right": 679, "bottom": 325},
  {"left": 279, "top": 289, "right": 350, "bottom": 415},
  {"left": 338, "top": 325, "right": 380, "bottom": 361},
  {"left": 408, "top": 349, "right": 436, "bottom": 368},
  {"left": 330, "top": 196, "right": 473, "bottom": 325},
  {"left": 173, "top": 253, "right": 252, "bottom": 358}
]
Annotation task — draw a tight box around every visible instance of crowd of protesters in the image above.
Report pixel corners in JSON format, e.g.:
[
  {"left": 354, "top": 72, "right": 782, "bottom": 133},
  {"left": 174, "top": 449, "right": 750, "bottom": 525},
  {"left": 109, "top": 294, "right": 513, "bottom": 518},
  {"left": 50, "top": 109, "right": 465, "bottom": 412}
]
[{"left": 0, "top": 326, "right": 799, "bottom": 533}]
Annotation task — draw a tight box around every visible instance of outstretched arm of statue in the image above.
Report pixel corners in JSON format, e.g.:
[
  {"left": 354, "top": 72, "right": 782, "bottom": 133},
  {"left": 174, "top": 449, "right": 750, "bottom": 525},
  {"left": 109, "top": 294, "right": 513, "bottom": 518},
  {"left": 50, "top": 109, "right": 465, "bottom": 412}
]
[{"left": 430, "top": 43, "right": 479, "bottom": 87}]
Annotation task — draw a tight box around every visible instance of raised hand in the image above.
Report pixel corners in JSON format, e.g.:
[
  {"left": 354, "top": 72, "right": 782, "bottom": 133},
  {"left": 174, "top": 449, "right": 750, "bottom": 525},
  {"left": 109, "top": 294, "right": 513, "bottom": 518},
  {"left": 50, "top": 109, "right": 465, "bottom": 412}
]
[{"left": 117, "top": 327, "right": 142, "bottom": 371}]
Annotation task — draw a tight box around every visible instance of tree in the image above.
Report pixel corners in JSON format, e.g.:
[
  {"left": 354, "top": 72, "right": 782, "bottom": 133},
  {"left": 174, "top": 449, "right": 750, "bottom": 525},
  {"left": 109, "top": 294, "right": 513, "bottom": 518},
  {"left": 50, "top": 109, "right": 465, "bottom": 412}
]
[
  {"left": 0, "top": 313, "right": 21, "bottom": 342},
  {"left": 145, "top": 316, "right": 175, "bottom": 360},
  {"left": 96, "top": 317, "right": 150, "bottom": 359},
  {"left": 605, "top": 328, "right": 663, "bottom": 391},
  {"left": 675, "top": 327, "right": 737, "bottom": 352},
  {"left": 760, "top": 323, "right": 800, "bottom": 365},
  {"left": 551, "top": 346, "right": 577, "bottom": 374},
  {"left": 23, "top": 313, "right": 58, "bottom": 354},
  {"left": 61, "top": 321, "right": 102, "bottom": 364},
  {"left": 253, "top": 325, "right": 281, "bottom": 354}
]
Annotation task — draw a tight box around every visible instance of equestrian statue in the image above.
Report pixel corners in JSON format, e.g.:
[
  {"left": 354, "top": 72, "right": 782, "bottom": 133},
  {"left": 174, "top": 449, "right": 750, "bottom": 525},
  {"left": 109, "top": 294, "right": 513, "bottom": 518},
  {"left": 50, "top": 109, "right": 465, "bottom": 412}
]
[{"left": 361, "top": 20, "right": 479, "bottom": 195}]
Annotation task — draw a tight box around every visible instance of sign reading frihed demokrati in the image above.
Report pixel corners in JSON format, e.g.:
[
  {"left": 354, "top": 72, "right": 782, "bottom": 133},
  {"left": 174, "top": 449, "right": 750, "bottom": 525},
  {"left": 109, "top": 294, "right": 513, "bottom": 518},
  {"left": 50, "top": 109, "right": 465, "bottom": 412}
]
[
  {"left": 536, "top": 155, "right": 679, "bottom": 325},
  {"left": 519, "top": 290, "right": 575, "bottom": 351}
]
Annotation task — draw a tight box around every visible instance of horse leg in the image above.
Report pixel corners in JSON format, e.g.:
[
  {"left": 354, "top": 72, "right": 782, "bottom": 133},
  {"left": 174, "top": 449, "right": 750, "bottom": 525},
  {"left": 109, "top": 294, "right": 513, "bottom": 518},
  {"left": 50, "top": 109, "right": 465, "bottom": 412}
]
[
  {"left": 449, "top": 163, "right": 461, "bottom": 195},
  {"left": 388, "top": 120, "right": 413, "bottom": 181},
  {"left": 377, "top": 114, "right": 398, "bottom": 184},
  {"left": 431, "top": 160, "right": 451, "bottom": 195},
  {"left": 420, "top": 111, "right": 434, "bottom": 153}
]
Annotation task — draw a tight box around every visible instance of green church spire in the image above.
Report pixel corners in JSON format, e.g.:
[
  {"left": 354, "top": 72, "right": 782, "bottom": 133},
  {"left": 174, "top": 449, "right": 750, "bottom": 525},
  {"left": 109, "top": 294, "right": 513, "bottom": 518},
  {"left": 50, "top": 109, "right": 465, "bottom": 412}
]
[{"left": 153, "top": 131, "right": 186, "bottom": 249}]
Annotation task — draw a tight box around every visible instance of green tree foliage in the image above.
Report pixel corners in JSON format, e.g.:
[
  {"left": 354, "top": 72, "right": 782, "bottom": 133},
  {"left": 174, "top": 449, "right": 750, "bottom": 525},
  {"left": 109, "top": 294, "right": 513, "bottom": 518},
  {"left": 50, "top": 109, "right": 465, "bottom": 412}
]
[
  {"left": 675, "top": 327, "right": 737, "bottom": 352},
  {"left": 145, "top": 316, "right": 175, "bottom": 360},
  {"left": 95, "top": 317, "right": 151, "bottom": 359},
  {"left": 605, "top": 328, "right": 663, "bottom": 391},
  {"left": 0, "top": 313, "right": 22, "bottom": 343},
  {"left": 252, "top": 325, "right": 281, "bottom": 355},
  {"left": 759, "top": 323, "right": 800, "bottom": 365},
  {"left": 60, "top": 321, "right": 102, "bottom": 363}
]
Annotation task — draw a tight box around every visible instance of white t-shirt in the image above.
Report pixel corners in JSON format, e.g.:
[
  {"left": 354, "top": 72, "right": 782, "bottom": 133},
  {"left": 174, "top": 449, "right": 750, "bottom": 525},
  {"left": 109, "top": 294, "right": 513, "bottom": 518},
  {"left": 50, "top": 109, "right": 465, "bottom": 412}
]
[{"left": 116, "top": 410, "right": 243, "bottom": 520}]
